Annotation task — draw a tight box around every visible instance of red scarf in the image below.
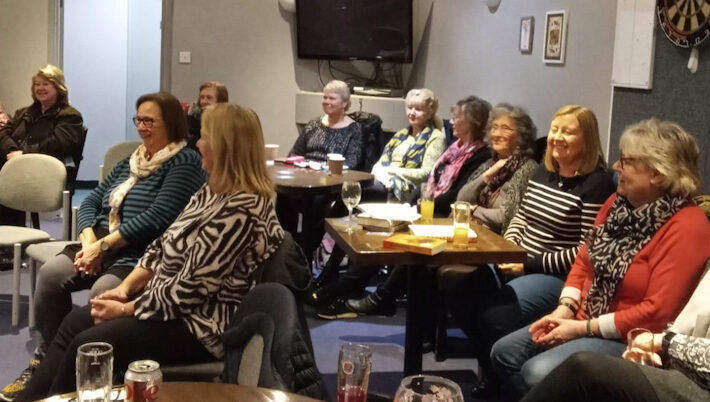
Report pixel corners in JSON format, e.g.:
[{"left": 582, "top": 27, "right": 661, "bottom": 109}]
[{"left": 428, "top": 139, "right": 485, "bottom": 198}]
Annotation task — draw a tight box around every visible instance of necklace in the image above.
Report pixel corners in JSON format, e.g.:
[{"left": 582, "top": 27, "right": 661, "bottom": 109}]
[{"left": 557, "top": 170, "right": 579, "bottom": 188}]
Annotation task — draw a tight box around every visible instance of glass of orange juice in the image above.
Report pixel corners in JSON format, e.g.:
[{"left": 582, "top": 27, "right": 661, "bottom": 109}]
[
  {"left": 420, "top": 182, "right": 434, "bottom": 223},
  {"left": 452, "top": 201, "right": 471, "bottom": 247}
]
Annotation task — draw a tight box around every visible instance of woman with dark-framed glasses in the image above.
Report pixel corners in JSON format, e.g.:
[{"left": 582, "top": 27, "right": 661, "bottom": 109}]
[{"left": 0, "top": 92, "right": 206, "bottom": 400}]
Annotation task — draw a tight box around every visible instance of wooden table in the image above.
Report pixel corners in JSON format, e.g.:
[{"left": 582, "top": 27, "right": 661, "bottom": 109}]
[
  {"left": 270, "top": 163, "right": 374, "bottom": 257},
  {"left": 325, "top": 217, "right": 527, "bottom": 376},
  {"left": 40, "top": 381, "right": 321, "bottom": 402},
  {"left": 268, "top": 163, "right": 374, "bottom": 197}
]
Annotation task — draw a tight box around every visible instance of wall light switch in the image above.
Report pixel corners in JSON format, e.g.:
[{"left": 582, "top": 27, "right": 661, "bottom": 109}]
[{"left": 179, "top": 51, "right": 191, "bottom": 64}]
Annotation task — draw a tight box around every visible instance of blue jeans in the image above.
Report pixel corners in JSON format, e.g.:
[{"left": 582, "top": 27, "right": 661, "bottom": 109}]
[
  {"left": 448, "top": 270, "right": 564, "bottom": 378},
  {"left": 491, "top": 325, "right": 626, "bottom": 397}
]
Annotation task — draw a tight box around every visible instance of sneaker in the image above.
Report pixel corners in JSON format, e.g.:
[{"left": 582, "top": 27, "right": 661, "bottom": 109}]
[
  {"left": 316, "top": 299, "right": 359, "bottom": 320},
  {"left": 0, "top": 358, "right": 40, "bottom": 401}
]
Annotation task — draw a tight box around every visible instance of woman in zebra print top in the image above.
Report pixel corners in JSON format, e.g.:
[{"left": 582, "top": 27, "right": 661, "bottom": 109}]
[
  {"left": 448, "top": 105, "right": 616, "bottom": 396},
  {"left": 17, "top": 104, "right": 284, "bottom": 401}
]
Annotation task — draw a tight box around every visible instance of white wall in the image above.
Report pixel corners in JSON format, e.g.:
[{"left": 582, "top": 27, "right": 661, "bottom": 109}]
[
  {"left": 63, "top": 0, "right": 161, "bottom": 180},
  {"left": 0, "top": 0, "right": 51, "bottom": 115},
  {"left": 169, "top": 0, "right": 617, "bottom": 154},
  {"left": 410, "top": 0, "right": 618, "bottom": 151}
]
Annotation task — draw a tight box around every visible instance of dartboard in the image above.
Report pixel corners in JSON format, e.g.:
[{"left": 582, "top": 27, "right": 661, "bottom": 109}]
[{"left": 657, "top": 0, "right": 710, "bottom": 47}]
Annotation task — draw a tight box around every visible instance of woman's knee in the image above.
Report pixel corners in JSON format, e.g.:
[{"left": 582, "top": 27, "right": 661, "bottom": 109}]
[
  {"left": 36, "top": 256, "right": 76, "bottom": 293},
  {"left": 89, "top": 274, "right": 122, "bottom": 299}
]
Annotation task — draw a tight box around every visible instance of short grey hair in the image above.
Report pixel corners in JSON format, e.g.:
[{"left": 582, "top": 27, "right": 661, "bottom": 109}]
[
  {"left": 619, "top": 118, "right": 700, "bottom": 197},
  {"left": 485, "top": 103, "right": 537, "bottom": 158},
  {"left": 323, "top": 80, "right": 351, "bottom": 110}
]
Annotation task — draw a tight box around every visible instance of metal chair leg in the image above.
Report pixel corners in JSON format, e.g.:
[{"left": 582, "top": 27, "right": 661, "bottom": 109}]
[
  {"left": 12, "top": 243, "right": 21, "bottom": 327},
  {"left": 29, "top": 258, "right": 37, "bottom": 329}
]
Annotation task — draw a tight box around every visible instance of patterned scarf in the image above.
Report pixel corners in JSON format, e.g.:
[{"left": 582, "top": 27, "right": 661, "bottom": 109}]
[
  {"left": 477, "top": 153, "right": 527, "bottom": 207},
  {"left": 428, "top": 140, "right": 485, "bottom": 198},
  {"left": 380, "top": 125, "right": 435, "bottom": 199},
  {"left": 108, "top": 141, "right": 187, "bottom": 232},
  {"left": 584, "top": 193, "right": 687, "bottom": 317}
]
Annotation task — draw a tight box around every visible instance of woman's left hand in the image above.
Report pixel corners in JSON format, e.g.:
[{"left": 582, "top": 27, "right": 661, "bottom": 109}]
[
  {"left": 530, "top": 317, "right": 586, "bottom": 348},
  {"left": 498, "top": 263, "right": 524, "bottom": 277},
  {"left": 90, "top": 298, "right": 124, "bottom": 325},
  {"left": 6, "top": 151, "right": 23, "bottom": 160},
  {"left": 74, "top": 240, "right": 105, "bottom": 275}
]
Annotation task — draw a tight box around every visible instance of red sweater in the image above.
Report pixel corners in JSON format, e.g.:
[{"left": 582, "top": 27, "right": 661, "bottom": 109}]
[{"left": 562, "top": 194, "right": 710, "bottom": 339}]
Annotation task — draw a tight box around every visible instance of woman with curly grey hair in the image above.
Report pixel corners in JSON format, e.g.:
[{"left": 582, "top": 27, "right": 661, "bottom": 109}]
[{"left": 457, "top": 103, "right": 538, "bottom": 234}]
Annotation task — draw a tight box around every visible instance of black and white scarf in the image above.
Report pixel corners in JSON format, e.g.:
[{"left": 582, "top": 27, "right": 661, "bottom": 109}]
[{"left": 584, "top": 193, "right": 687, "bottom": 317}]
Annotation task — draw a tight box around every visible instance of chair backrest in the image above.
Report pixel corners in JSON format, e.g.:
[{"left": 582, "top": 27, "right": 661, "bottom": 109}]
[
  {"left": 65, "top": 125, "right": 89, "bottom": 194},
  {"left": 349, "top": 111, "right": 385, "bottom": 172},
  {"left": 0, "top": 154, "right": 66, "bottom": 213},
  {"left": 221, "top": 282, "right": 328, "bottom": 400},
  {"left": 99, "top": 140, "right": 142, "bottom": 181}
]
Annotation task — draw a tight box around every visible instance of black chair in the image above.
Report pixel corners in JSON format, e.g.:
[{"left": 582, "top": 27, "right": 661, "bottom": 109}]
[{"left": 348, "top": 111, "right": 385, "bottom": 172}]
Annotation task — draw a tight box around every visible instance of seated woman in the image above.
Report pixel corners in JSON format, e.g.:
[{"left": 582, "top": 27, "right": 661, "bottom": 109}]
[
  {"left": 0, "top": 64, "right": 84, "bottom": 226},
  {"left": 447, "top": 105, "right": 616, "bottom": 396},
  {"left": 456, "top": 103, "right": 538, "bottom": 234},
  {"left": 490, "top": 119, "right": 710, "bottom": 398},
  {"left": 0, "top": 92, "right": 205, "bottom": 399},
  {"left": 367, "top": 88, "right": 446, "bottom": 203},
  {"left": 14, "top": 103, "right": 285, "bottom": 402},
  {"left": 522, "top": 255, "right": 710, "bottom": 402},
  {"left": 185, "top": 81, "right": 229, "bottom": 149},
  {"left": 288, "top": 79, "right": 362, "bottom": 168},
  {"left": 426, "top": 95, "right": 492, "bottom": 216},
  {"left": 0, "top": 100, "right": 8, "bottom": 128}
]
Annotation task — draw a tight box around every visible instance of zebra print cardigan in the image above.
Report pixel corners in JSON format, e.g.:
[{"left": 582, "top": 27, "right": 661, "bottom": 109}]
[{"left": 133, "top": 184, "right": 284, "bottom": 358}]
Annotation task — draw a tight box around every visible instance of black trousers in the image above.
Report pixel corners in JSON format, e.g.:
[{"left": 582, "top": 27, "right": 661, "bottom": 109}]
[
  {"left": 17, "top": 305, "right": 216, "bottom": 402},
  {"left": 0, "top": 204, "right": 25, "bottom": 226},
  {"left": 521, "top": 352, "right": 660, "bottom": 402}
]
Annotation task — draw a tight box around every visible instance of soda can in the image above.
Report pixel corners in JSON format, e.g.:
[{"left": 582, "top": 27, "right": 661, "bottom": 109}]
[{"left": 124, "top": 360, "right": 162, "bottom": 402}]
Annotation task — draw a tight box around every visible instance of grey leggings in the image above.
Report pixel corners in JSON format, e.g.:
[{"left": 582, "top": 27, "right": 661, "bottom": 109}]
[{"left": 34, "top": 254, "right": 132, "bottom": 353}]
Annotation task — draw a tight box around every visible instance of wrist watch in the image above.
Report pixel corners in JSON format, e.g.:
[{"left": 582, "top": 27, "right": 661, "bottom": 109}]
[{"left": 100, "top": 239, "right": 110, "bottom": 253}]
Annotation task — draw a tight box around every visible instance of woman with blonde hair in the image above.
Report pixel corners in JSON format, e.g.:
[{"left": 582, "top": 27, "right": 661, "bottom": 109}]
[
  {"left": 15, "top": 104, "right": 285, "bottom": 401},
  {"left": 447, "top": 105, "right": 617, "bottom": 397},
  {"left": 0, "top": 64, "right": 84, "bottom": 226},
  {"left": 491, "top": 118, "right": 710, "bottom": 398}
]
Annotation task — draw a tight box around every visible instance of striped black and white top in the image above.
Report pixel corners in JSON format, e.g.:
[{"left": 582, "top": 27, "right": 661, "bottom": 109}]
[
  {"left": 504, "top": 165, "right": 616, "bottom": 277},
  {"left": 133, "top": 184, "right": 284, "bottom": 358}
]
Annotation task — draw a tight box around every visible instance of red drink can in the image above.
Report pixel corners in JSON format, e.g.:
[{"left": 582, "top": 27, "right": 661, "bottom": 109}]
[{"left": 124, "top": 360, "right": 162, "bottom": 402}]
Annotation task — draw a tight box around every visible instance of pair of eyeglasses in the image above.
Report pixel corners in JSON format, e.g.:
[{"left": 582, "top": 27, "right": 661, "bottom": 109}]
[
  {"left": 490, "top": 124, "right": 515, "bottom": 134},
  {"left": 132, "top": 116, "right": 158, "bottom": 128}
]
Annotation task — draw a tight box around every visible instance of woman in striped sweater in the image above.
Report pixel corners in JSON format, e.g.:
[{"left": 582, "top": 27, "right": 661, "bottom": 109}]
[
  {"left": 2, "top": 92, "right": 206, "bottom": 400},
  {"left": 16, "top": 103, "right": 284, "bottom": 401},
  {"left": 447, "top": 105, "right": 616, "bottom": 397}
]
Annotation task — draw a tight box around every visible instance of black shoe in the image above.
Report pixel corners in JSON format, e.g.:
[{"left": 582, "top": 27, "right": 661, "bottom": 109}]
[
  {"left": 346, "top": 291, "right": 396, "bottom": 317},
  {"left": 316, "top": 299, "right": 359, "bottom": 320},
  {"left": 0, "top": 357, "right": 41, "bottom": 401}
]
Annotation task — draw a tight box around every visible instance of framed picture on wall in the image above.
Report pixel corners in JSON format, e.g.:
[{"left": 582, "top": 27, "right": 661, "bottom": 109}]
[
  {"left": 519, "top": 16, "right": 534, "bottom": 53},
  {"left": 543, "top": 10, "right": 567, "bottom": 64}
]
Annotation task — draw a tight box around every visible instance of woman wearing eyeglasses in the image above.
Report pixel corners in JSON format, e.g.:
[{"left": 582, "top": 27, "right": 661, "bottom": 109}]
[
  {"left": 490, "top": 119, "right": 710, "bottom": 398},
  {"left": 1, "top": 92, "right": 206, "bottom": 399},
  {"left": 456, "top": 103, "right": 538, "bottom": 234}
]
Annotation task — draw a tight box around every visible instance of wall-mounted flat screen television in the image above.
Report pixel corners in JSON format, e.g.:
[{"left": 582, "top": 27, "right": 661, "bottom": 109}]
[{"left": 296, "top": 0, "right": 413, "bottom": 63}]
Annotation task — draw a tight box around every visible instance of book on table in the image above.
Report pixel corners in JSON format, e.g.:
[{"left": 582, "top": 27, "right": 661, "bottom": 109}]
[{"left": 382, "top": 233, "right": 447, "bottom": 256}]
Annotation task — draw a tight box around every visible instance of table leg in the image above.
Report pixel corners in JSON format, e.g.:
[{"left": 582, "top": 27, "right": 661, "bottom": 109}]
[{"left": 404, "top": 265, "right": 425, "bottom": 376}]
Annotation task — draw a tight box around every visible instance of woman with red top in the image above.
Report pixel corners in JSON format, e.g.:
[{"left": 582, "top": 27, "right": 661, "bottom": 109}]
[{"left": 490, "top": 118, "right": 710, "bottom": 398}]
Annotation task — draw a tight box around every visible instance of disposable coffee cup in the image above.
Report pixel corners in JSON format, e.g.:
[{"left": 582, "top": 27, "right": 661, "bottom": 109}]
[
  {"left": 265, "top": 144, "right": 279, "bottom": 164},
  {"left": 328, "top": 154, "right": 345, "bottom": 175}
]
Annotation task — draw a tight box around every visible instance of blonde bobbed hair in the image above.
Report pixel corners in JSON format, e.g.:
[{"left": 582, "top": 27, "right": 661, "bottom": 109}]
[
  {"left": 544, "top": 105, "right": 606, "bottom": 175},
  {"left": 619, "top": 118, "right": 700, "bottom": 197},
  {"left": 201, "top": 104, "right": 274, "bottom": 197},
  {"left": 32, "top": 64, "right": 69, "bottom": 107},
  {"left": 405, "top": 88, "right": 443, "bottom": 131}
]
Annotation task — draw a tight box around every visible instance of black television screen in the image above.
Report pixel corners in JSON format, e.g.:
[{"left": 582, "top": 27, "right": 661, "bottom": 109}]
[{"left": 296, "top": 0, "right": 413, "bottom": 63}]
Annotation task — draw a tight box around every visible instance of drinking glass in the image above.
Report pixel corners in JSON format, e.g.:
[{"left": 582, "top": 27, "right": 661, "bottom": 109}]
[
  {"left": 76, "top": 342, "right": 113, "bottom": 402},
  {"left": 451, "top": 201, "right": 472, "bottom": 247},
  {"left": 419, "top": 182, "right": 434, "bottom": 223},
  {"left": 395, "top": 374, "right": 464, "bottom": 402},
  {"left": 626, "top": 328, "right": 655, "bottom": 366},
  {"left": 337, "top": 343, "right": 372, "bottom": 402},
  {"left": 341, "top": 181, "right": 362, "bottom": 233}
]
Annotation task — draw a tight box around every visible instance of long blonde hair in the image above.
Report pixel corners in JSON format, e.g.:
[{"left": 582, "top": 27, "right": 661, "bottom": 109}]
[{"left": 201, "top": 104, "right": 274, "bottom": 197}]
